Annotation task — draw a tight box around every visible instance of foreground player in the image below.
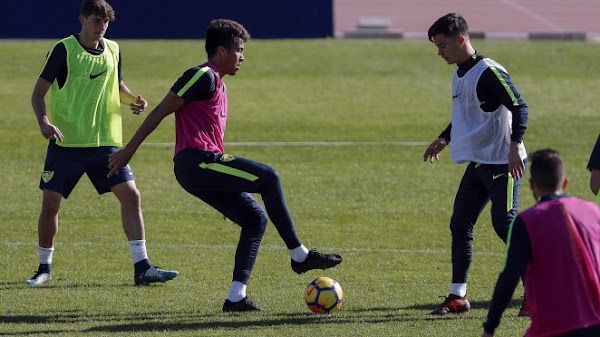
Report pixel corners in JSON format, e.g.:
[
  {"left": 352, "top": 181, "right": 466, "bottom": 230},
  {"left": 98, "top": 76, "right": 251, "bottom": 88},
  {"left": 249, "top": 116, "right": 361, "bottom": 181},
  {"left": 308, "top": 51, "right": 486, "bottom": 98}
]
[
  {"left": 423, "top": 13, "right": 529, "bottom": 315},
  {"left": 107, "top": 19, "right": 343, "bottom": 312},
  {"left": 26, "top": 0, "right": 178, "bottom": 286},
  {"left": 482, "top": 149, "right": 600, "bottom": 337}
]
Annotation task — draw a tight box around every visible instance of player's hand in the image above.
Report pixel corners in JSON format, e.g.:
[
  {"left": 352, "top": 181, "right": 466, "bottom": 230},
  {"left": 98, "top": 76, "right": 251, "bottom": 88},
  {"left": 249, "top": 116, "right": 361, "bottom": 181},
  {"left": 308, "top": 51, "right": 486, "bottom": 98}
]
[
  {"left": 107, "top": 147, "right": 134, "bottom": 178},
  {"left": 130, "top": 95, "right": 147, "bottom": 115},
  {"left": 508, "top": 142, "right": 524, "bottom": 180},
  {"left": 40, "top": 122, "right": 64, "bottom": 142},
  {"left": 423, "top": 138, "right": 447, "bottom": 162}
]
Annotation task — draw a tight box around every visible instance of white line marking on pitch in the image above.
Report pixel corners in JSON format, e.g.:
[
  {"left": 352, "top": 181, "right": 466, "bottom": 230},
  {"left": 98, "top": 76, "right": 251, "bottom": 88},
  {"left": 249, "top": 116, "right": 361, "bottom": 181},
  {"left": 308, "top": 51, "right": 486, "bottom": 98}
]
[
  {"left": 142, "top": 141, "right": 429, "bottom": 147},
  {"left": 0, "top": 241, "right": 502, "bottom": 256}
]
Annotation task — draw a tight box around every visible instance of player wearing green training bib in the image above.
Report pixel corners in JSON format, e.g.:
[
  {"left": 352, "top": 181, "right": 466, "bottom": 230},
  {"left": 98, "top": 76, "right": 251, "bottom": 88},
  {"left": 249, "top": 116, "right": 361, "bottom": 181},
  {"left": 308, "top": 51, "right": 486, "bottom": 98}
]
[
  {"left": 26, "top": 0, "right": 178, "bottom": 287},
  {"left": 49, "top": 35, "right": 122, "bottom": 147}
]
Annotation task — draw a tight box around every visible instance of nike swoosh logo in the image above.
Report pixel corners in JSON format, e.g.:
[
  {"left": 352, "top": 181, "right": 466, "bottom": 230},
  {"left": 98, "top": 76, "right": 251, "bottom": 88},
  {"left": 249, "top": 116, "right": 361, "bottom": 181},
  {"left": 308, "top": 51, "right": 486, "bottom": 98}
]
[
  {"left": 452, "top": 93, "right": 461, "bottom": 99},
  {"left": 493, "top": 173, "right": 505, "bottom": 180},
  {"left": 89, "top": 71, "right": 107, "bottom": 79}
]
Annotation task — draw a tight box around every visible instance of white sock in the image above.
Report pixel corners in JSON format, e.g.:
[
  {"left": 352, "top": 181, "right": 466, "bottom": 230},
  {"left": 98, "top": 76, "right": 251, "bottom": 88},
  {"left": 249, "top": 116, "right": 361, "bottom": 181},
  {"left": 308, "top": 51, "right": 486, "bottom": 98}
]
[
  {"left": 128, "top": 240, "right": 148, "bottom": 264},
  {"left": 38, "top": 246, "right": 55, "bottom": 265},
  {"left": 290, "top": 245, "right": 309, "bottom": 262},
  {"left": 450, "top": 283, "right": 467, "bottom": 297},
  {"left": 227, "top": 281, "right": 247, "bottom": 302}
]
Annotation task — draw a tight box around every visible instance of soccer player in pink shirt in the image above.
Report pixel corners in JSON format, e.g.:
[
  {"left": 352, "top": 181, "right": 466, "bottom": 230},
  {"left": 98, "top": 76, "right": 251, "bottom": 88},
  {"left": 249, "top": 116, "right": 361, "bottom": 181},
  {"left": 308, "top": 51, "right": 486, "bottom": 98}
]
[
  {"left": 108, "top": 19, "right": 342, "bottom": 312},
  {"left": 482, "top": 149, "right": 600, "bottom": 337}
]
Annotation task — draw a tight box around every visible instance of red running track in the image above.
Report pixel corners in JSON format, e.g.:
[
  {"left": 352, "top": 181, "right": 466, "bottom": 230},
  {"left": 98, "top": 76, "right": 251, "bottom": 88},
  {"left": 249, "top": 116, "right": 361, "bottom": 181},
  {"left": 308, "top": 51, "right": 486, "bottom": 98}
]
[{"left": 334, "top": 0, "right": 600, "bottom": 39}]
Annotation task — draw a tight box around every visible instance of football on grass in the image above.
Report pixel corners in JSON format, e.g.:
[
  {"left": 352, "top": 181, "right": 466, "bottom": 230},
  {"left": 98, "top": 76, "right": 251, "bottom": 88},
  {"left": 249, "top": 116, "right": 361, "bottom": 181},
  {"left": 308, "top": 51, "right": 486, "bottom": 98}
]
[{"left": 305, "top": 276, "right": 344, "bottom": 314}]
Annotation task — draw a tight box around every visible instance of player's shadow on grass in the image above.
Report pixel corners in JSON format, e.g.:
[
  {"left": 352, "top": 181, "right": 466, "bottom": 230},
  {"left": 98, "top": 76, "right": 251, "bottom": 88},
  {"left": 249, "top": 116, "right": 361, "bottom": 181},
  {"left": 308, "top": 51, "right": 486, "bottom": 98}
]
[
  {"left": 403, "top": 298, "right": 524, "bottom": 311},
  {"left": 2, "top": 302, "right": 523, "bottom": 335},
  {"left": 0, "top": 309, "right": 136, "bottom": 325},
  {"left": 82, "top": 314, "right": 428, "bottom": 334},
  {"left": 0, "top": 283, "right": 126, "bottom": 290},
  {"left": 82, "top": 304, "right": 499, "bottom": 334},
  {"left": 0, "top": 281, "right": 168, "bottom": 290}
]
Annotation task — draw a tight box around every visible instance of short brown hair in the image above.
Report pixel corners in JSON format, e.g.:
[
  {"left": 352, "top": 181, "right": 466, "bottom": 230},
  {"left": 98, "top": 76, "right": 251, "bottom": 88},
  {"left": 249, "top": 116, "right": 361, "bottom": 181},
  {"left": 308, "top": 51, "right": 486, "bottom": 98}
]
[
  {"left": 80, "top": 0, "right": 115, "bottom": 21},
  {"left": 205, "top": 19, "right": 250, "bottom": 57},
  {"left": 529, "top": 149, "right": 566, "bottom": 190}
]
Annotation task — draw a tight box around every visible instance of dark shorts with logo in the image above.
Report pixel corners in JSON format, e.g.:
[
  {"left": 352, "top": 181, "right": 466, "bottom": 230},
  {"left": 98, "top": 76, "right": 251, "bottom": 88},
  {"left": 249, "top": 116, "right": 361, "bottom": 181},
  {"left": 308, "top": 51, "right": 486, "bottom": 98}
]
[
  {"left": 39, "top": 141, "right": 134, "bottom": 198},
  {"left": 173, "top": 148, "right": 274, "bottom": 221},
  {"left": 173, "top": 149, "right": 273, "bottom": 195}
]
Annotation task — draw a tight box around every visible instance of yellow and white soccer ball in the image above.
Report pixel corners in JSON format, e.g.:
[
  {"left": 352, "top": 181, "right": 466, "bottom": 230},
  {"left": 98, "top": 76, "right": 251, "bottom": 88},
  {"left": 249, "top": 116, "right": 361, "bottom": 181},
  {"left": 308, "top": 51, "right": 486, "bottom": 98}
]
[{"left": 304, "top": 276, "right": 344, "bottom": 314}]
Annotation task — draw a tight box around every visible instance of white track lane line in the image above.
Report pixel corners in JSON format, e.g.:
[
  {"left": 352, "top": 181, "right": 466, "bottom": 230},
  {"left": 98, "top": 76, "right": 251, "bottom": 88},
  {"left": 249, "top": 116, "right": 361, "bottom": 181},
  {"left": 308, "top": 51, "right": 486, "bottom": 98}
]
[{"left": 500, "top": 0, "right": 564, "bottom": 31}]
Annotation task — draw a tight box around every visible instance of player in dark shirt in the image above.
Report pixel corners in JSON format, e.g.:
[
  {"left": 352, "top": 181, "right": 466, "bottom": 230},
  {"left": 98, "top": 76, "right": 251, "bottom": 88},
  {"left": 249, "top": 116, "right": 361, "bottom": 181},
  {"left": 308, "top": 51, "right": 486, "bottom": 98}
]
[{"left": 424, "top": 13, "right": 529, "bottom": 315}]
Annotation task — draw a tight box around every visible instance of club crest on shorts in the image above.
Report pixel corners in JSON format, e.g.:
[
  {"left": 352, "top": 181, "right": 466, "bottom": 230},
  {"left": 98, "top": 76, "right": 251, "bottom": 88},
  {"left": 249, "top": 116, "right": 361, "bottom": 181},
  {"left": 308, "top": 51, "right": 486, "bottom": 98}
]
[
  {"left": 220, "top": 154, "right": 235, "bottom": 162},
  {"left": 42, "top": 170, "right": 54, "bottom": 183}
]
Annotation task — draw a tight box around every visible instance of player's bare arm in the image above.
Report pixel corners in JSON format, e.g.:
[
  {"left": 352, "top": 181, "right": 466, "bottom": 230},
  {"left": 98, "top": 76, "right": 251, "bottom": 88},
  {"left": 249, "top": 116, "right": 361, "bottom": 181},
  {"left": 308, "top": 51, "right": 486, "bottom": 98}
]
[
  {"left": 32, "top": 77, "right": 64, "bottom": 142},
  {"left": 107, "top": 91, "right": 184, "bottom": 177},
  {"left": 423, "top": 137, "right": 448, "bottom": 163},
  {"left": 119, "top": 81, "right": 147, "bottom": 115},
  {"left": 508, "top": 141, "right": 524, "bottom": 180}
]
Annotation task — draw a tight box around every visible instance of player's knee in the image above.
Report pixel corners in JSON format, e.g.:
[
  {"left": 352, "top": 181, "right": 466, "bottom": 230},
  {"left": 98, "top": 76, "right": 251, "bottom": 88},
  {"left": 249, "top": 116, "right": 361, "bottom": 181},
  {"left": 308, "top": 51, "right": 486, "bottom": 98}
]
[
  {"left": 450, "top": 223, "right": 473, "bottom": 240},
  {"left": 116, "top": 185, "right": 142, "bottom": 209},
  {"left": 253, "top": 210, "right": 268, "bottom": 234},
  {"left": 492, "top": 224, "right": 509, "bottom": 242},
  {"left": 240, "top": 210, "right": 267, "bottom": 236},
  {"left": 491, "top": 215, "right": 514, "bottom": 241},
  {"left": 41, "top": 190, "right": 62, "bottom": 215},
  {"left": 127, "top": 186, "right": 141, "bottom": 202},
  {"left": 262, "top": 166, "right": 280, "bottom": 183}
]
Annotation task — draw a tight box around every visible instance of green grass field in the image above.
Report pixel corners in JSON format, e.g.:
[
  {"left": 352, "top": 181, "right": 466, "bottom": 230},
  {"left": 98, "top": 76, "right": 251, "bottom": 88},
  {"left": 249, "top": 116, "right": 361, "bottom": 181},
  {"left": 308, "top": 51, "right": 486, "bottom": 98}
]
[{"left": 1, "top": 38, "right": 599, "bottom": 336}]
